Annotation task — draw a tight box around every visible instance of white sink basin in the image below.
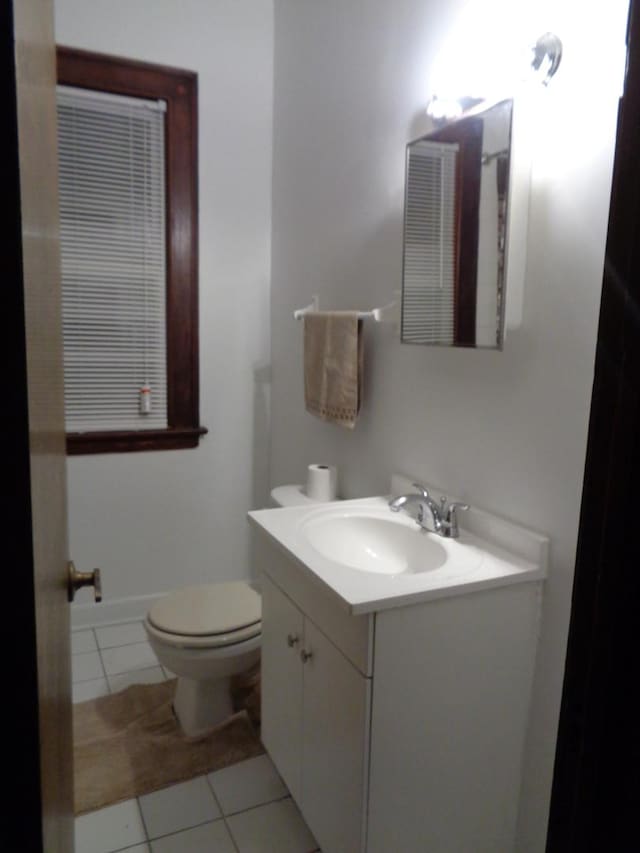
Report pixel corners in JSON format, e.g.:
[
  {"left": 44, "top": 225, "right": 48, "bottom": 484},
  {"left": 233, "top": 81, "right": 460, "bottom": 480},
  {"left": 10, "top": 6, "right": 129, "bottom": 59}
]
[
  {"left": 300, "top": 506, "right": 481, "bottom": 577},
  {"left": 249, "top": 489, "right": 549, "bottom": 613}
]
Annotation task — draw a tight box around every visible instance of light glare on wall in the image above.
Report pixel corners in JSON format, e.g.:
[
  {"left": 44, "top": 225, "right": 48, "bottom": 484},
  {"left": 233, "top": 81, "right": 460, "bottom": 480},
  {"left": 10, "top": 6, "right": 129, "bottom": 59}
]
[
  {"left": 427, "top": 0, "right": 562, "bottom": 120},
  {"left": 425, "top": 97, "right": 463, "bottom": 121}
]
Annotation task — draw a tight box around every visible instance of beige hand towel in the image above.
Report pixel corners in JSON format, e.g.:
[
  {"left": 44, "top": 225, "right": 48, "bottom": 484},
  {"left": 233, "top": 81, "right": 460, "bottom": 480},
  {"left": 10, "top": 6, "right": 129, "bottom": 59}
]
[{"left": 304, "top": 311, "right": 363, "bottom": 429}]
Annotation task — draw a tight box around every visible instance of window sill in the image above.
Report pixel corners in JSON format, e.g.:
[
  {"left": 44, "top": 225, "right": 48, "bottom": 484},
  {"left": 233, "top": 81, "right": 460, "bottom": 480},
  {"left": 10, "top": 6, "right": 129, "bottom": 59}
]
[{"left": 66, "top": 426, "right": 208, "bottom": 455}]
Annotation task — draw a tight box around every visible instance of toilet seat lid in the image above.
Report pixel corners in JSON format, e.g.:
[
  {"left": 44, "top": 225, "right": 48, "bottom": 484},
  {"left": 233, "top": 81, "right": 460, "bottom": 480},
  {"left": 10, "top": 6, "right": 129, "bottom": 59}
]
[{"left": 148, "top": 581, "right": 261, "bottom": 637}]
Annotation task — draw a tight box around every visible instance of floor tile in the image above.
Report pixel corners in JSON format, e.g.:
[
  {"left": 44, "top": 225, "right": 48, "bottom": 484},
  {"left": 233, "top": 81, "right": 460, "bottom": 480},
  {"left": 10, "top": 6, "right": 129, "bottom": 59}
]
[
  {"left": 119, "top": 846, "right": 150, "bottom": 852},
  {"left": 227, "top": 798, "right": 318, "bottom": 853},
  {"left": 73, "top": 677, "right": 110, "bottom": 704},
  {"left": 72, "top": 651, "right": 105, "bottom": 683},
  {"left": 150, "top": 820, "right": 235, "bottom": 853},
  {"left": 108, "top": 666, "right": 166, "bottom": 694},
  {"left": 208, "top": 754, "right": 287, "bottom": 815},
  {"left": 101, "top": 641, "right": 158, "bottom": 676},
  {"left": 72, "top": 629, "right": 98, "bottom": 654},
  {"left": 96, "top": 622, "right": 148, "bottom": 649},
  {"left": 74, "top": 799, "right": 146, "bottom": 853},
  {"left": 139, "top": 776, "right": 221, "bottom": 840}
]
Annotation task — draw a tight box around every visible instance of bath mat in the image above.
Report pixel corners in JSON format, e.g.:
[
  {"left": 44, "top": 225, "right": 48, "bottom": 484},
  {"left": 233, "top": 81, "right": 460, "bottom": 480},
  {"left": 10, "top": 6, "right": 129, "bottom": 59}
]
[{"left": 73, "top": 679, "right": 264, "bottom": 815}]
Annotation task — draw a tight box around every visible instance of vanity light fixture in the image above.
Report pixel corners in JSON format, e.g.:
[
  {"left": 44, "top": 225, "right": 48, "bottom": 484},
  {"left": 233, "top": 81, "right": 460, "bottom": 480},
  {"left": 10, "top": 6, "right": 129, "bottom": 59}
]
[
  {"left": 531, "top": 32, "right": 563, "bottom": 86},
  {"left": 426, "top": 31, "right": 563, "bottom": 120}
]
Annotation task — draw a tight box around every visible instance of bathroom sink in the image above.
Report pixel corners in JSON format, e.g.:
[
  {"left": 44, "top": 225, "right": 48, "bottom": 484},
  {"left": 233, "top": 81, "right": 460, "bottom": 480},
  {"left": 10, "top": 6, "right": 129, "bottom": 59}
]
[
  {"left": 300, "top": 506, "right": 480, "bottom": 576},
  {"left": 249, "top": 486, "right": 549, "bottom": 613}
]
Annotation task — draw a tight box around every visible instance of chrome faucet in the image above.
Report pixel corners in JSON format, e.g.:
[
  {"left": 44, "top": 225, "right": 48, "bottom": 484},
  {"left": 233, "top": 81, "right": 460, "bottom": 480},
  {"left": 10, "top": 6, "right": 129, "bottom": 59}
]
[{"left": 388, "top": 483, "right": 469, "bottom": 539}]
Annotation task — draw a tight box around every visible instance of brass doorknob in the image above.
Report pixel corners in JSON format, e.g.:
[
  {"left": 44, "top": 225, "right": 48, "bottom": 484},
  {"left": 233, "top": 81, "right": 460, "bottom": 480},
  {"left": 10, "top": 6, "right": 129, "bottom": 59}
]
[{"left": 68, "top": 561, "right": 102, "bottom": 603}]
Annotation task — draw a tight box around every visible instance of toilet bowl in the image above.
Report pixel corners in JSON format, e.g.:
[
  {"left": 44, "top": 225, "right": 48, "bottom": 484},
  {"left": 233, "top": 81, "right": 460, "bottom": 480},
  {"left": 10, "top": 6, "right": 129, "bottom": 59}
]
[
  {"left": 145, "top": 483, "right": 323, "bottom": 736},
  {"left": 145, "top": 581, "right": 261, "bottom": 736}
]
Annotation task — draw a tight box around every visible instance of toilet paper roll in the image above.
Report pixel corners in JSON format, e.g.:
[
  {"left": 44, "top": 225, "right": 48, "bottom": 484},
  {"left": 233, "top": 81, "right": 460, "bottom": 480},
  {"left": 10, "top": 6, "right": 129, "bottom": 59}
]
[{"left": 306, "top": 464, "right": 338, "bottom": 502}]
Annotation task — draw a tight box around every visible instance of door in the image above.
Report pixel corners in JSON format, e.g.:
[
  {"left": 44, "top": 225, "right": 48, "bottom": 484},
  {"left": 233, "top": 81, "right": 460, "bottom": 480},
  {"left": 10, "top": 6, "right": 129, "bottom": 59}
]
[
  {"left": 260, "top": 574, "right": 304, "bottom": 801},
  {"left": 546, "top": 0, "right": 640, "bottom": 848},
  {"left": 5, "top": 0, "right": 74, "bottom": 849},
  {"left": 302, "top": 619, "right": 370, "bottom": 853}
]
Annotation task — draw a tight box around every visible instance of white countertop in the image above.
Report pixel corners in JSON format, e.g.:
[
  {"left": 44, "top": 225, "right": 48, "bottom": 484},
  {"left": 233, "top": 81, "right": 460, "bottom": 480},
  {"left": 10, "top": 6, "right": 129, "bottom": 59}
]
[{"left": 248, "top": 495, "right": 548, "bottom": 615}]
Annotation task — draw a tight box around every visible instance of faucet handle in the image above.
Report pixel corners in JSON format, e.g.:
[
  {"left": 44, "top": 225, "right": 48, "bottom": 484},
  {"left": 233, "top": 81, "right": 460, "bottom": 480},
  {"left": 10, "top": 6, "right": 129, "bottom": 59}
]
[
  {"left": 447, "top": 501, "right": 470, "bottom": 515},
  {"left": 445, "top": 501, "right": 469, "bottom": 538},
  {"left": 412, "top": 482, "right": 430, "bottom": 499}
]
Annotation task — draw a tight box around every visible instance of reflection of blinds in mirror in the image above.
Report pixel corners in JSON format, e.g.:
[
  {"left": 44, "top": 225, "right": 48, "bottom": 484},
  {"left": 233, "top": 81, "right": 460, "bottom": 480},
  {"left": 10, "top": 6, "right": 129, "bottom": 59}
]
[
  {"left": 402, "top": 141, "right": 458, "bottom": 344},
  {"left": 57, "top": 85, "right": 168, "bottom": 431}
]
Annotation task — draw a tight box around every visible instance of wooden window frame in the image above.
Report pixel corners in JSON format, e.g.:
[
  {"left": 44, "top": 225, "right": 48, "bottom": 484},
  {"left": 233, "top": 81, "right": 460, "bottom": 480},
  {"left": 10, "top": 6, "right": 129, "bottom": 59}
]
[{"left": 57, "top": 46, "right": 207, "bottom": 454}]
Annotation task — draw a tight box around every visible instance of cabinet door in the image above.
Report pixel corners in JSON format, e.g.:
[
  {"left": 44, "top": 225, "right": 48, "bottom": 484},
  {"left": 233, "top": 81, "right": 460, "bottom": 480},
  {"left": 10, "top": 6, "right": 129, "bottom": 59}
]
[
  {"left": 260, "top": 574, "right": 304, "bottom": 802},
  {"left": 301, "top": 619, "right": 371, "bottom": 853}
]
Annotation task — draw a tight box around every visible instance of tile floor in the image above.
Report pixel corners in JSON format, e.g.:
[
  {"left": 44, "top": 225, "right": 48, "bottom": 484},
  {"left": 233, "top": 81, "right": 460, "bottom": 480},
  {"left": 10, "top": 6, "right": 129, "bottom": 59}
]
[{"left": 72, "top": 621, "right": 320, "bottom": 853}]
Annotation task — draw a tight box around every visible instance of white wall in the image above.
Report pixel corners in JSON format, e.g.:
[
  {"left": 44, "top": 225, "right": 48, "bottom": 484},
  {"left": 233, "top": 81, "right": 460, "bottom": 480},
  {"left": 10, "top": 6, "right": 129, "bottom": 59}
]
[
  {"left": 270, "top": 1, "right": 627, "bottom": 849},
  {"left": 56, "top": 0, "right": 274, "bottom": 608}
]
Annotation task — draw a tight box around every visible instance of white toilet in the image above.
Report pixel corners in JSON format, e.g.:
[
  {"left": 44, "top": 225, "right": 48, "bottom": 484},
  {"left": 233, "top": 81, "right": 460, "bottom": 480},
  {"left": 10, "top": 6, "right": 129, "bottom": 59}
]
[{"left": 144, "top": 484, "right": 322, "bottom": 736}]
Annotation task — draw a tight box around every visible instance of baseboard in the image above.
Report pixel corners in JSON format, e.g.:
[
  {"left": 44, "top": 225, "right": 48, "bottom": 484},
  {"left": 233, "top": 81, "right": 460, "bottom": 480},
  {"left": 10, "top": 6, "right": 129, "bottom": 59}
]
[{"left": 71, "top": 592, "right": 165, "bottom": 630}]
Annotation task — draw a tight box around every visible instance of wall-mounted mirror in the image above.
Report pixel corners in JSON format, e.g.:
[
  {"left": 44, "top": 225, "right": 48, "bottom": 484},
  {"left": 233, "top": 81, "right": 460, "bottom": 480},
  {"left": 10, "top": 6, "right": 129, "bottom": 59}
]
[{"left": 401, "top": 99, "right": 513, "bottom": 349}]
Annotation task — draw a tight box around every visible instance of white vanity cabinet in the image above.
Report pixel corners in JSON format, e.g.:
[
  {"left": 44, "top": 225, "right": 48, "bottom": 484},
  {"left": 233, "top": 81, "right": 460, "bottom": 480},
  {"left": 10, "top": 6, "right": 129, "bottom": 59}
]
[
  {"left": 261, "top": 572, "right": 371, "bottom": 853},
  {"left": 253, "top": 505, "right": 546, "bottom": 853},
  {"left": 260, "top": 574, "right": 305, "bottom": 801}
]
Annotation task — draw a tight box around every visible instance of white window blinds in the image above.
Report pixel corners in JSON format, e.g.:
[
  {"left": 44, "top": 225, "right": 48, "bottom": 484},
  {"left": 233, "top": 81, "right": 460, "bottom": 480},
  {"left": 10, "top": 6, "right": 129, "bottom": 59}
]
[
  {"left": 402, "top": 140, "right": 458, "bottom": 345},
  {"left": 57, "top": 85, "right": 168, "bottom": 432}
]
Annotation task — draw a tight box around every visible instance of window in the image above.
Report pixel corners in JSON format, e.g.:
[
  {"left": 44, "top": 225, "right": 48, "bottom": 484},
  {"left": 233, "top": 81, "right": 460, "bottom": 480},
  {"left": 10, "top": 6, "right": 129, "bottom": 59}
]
[
  {"left": 402, "top": 140, "right": 458, "bottom": 345},
  {"left": 402, "top": 114, "right": 484, "bottom": 347},
  {"left": 56, "top": 47, "right": 206, "bottom": 453}
]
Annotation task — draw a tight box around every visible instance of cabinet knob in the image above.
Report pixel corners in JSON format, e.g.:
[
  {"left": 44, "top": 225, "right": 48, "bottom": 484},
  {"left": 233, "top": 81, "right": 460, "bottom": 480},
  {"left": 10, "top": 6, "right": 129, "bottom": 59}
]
[
  {"left": 287, "top": 633, "right": 299, "bottom": 648},
  {"left": 300, "top": 649, "right": 313, "bottom": 663}
]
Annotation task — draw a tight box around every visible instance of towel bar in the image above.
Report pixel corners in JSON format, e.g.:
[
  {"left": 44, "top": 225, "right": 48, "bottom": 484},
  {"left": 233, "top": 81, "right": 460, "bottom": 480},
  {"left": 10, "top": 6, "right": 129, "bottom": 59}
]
[{"left": 294, "top": 294, "right": 399, "bottom": 324}]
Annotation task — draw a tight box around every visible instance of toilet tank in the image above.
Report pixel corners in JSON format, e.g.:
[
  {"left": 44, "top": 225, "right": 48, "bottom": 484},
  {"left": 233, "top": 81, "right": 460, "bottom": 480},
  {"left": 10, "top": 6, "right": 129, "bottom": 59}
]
[{"left": 269, "top": 484, "right": 322, "bottom": 508}]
